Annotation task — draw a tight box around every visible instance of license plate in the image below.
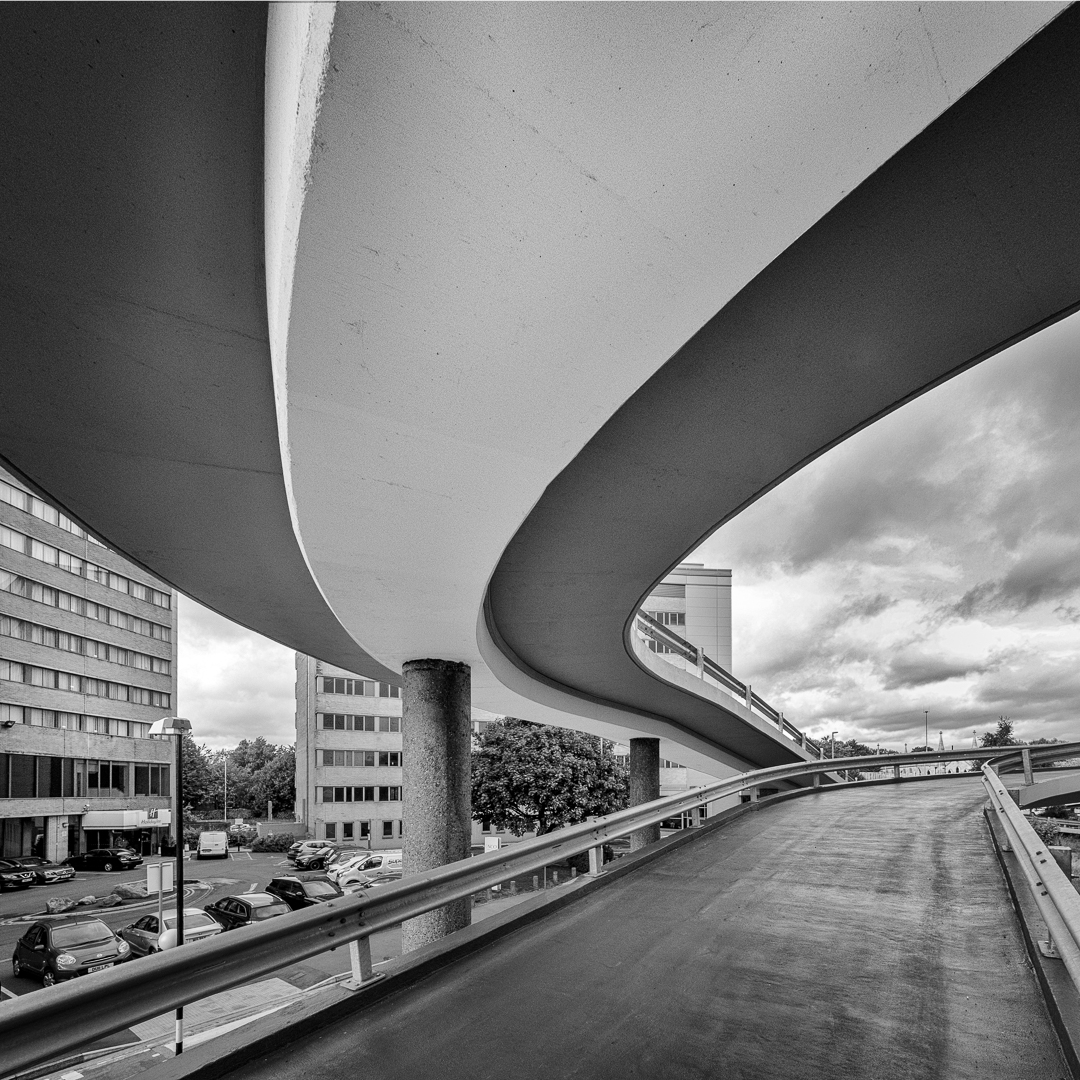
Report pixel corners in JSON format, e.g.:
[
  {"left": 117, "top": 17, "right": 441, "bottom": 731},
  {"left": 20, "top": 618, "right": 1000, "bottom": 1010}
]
[{"left": 87, "top": 963, "right": 112, "bottom": 973}]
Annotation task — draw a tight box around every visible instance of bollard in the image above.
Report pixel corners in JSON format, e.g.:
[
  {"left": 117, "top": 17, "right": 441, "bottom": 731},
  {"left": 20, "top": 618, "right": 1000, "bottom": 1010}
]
[
  {"left": 571, "top": 867, "right": 577, "bottom": 879},
  {"left": 1049, "top": 845, "right": 1073, "bottom": 878},
  {"left": 553, "top": 870, "right": 559, "bottom": 884},
  {"left": 509, "top": 880, "right": 517, "bottom": 895}
]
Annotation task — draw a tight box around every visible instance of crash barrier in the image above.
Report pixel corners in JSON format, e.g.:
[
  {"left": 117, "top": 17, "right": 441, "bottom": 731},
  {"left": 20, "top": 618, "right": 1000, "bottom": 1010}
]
[
  {"left": 3, "top": 741, "right": 1079, "bottom": 1076},
  {"left": 635, "top": 611, "right": 819, "bottom": 755},
  {"left": 982, "top": 750, "right": 1080, "bottom": 993}
]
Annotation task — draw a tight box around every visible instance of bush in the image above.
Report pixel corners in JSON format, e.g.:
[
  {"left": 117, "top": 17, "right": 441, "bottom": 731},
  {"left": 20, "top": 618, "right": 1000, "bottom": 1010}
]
[{"left": 250, "top": 833, "right": 300, "bottom": 853}]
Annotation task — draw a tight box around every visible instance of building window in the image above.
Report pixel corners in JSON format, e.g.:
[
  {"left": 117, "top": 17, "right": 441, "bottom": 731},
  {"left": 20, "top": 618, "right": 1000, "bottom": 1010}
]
[
  {"left": 342, "top": 822, "right": 354, "bottom": 841},
  {"left": 381, "top": 820, "right": 394, "bottom": 840},
  {"left": 320, "top": 749, "right": 403, "bottom": 768},
  {"left": 358, "top": 821, "right": 370, "bottom": 839},
  {"left": 317, "top": 677, "right": 401, "bottom": 699},
  {"left": 324, "top": 823, "right": 337, "bottom": 841},
  {"left": 320, "top": 714, "right": 400, "bottom": 733},
  {"left": 377, "top": 786, "right": 401, "bottom": 802}
]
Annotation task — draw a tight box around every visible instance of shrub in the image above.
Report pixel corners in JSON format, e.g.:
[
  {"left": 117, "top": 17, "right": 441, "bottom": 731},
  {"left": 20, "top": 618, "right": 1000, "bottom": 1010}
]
[{"left": 250, "top": 833, "right": 300, "bottom": 853}]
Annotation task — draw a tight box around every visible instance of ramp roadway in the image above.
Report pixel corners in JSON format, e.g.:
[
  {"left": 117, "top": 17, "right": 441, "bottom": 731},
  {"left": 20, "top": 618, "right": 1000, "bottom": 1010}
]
[{"left": 212, "top": 779, "right": 1065, "bottom": 1079}]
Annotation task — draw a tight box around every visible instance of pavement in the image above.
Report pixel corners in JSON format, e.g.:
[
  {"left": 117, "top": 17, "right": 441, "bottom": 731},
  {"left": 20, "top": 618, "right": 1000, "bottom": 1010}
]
[{"left": 192, "top": 780, "right": 1070, "bottom": 1080}]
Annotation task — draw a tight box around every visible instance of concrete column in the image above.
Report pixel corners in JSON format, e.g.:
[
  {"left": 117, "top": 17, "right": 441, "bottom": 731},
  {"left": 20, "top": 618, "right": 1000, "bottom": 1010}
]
[
  {"left": 401, "top": 658, "right": 472, "bottom": 953},
  {"left": 629, "top": 737, "right": 661, "bottom": 851}
]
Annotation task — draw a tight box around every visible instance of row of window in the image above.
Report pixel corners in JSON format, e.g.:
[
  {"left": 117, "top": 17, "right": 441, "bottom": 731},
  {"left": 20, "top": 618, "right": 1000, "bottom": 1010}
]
[
  {"left": 317, "top": 677, "right": 401, "bottom": 698},
  {"left": 0, "top": 703, "right": 153, "bottom": 738},
  {"left": 323, "top": 820, "right": 402, "bottom": 841},
  {"left": 0, "top": 525, "right": 171, "bottom": 609},
  {"left": 0, "top": 660, "right": 171, "bottom": 708},
  {"left": 0, "top": 752, "right": 170, "bottom": 800},
  {"left": 0, "top": 478, "right": 104, "bottom": 546},
  {"left": 320, "top": 786, "right": 401, "bottom": 803},
  {"left": 321, "top": 750, "right": 401, "bottom": 768},
  {"left": 320, "top": 714, "right": 401, "bottom": 732},
  {"left": 0, "top": 615, "right": 170, "bottom": 674},
  {"left": 0, "top": 571, "right": 172, "bottom": 640},
  {"left": 645, "top": 610, "right": 686, "bottom": 627}
]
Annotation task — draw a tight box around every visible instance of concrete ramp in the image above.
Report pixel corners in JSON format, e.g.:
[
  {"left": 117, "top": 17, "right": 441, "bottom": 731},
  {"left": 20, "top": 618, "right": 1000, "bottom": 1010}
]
[{"left": 213, "top": 780, "right": 1063, "bottom": 1079}]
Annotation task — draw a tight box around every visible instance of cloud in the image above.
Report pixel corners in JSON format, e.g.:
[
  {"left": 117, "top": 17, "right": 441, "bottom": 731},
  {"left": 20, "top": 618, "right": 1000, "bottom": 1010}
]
[
  {"left": 694, "top": 309, "right": 1080, "bottom": 751},
  {"left": 177, "top": 596, "right": 297, "bottom": 751}
]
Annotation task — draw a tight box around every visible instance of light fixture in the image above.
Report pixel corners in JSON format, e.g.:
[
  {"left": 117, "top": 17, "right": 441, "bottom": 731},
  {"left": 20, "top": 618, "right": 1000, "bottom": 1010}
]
[
  {"left": 148, "top": 716, "right": 191, "bottom": 737},
  {"left": 1, "top": 719, "right": 16, "bottom": 729}
]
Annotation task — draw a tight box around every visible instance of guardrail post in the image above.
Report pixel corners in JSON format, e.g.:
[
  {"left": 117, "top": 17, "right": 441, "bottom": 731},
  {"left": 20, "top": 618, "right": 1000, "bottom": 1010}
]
[
  {"left": 778, "top": 711, "right": 785, "bottom": 734},
  {"left": 588, "top": 844, "right": 604, "bottom": 876},
  {"left": 800, "top": 732, "right": 807, "bottom": 749},
  {"left": 747, "top": 786, "right": 759, "bottom": 802},
  {"left": 893, "top": 764, "right": 901, "bottom": 780},
  {"left": 745, "top": 683, "right": 752, "bottom": 710},
  {"left": 695, "top": 646, "right": 705, "bottom": 679},
  {"left": 812, "top": 773, "right": 821, "bottom": 789},
  {"left": 1022, "top": 748, "right": 1034, "bottom": 786},
  {"left": 345, "top": 936, "right": 375, "bottom": 990}
]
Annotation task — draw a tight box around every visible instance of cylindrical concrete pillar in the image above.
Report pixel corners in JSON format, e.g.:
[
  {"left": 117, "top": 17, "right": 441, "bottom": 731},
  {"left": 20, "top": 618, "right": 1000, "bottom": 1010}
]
[
  {"left": 629, "top": 737, "right": 661, "bottom": 851},
  {"left": 401, "top": 658, "right": 472, "bottom": 953}
]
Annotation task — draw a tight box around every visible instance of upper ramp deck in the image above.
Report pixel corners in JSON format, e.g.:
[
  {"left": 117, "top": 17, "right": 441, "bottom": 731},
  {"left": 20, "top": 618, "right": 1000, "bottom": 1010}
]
[{"left": 212, "top": 779, "right": 1064, "bottom": 1080}]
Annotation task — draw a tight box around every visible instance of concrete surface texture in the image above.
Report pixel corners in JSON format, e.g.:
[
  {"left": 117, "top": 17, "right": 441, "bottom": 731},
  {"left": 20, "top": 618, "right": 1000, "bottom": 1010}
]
[
  {"left": 214, "top": 780, "right": 1066, "bottom": 1080},
  {"left": 401, "top": 659, "right": 472, "bottom": 951}
]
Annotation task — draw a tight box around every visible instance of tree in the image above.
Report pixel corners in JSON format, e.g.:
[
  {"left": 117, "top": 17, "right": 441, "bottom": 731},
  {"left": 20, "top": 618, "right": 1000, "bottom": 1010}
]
[
  {"left": 980, "top": 716, "right": 1017, "bottom": 748},
  {"left": 180, "top": 735, "right": 215, "bottom": 810},
  {"left": 471, "top": 718, "right": 629, "bottom": 836},
  {"left": 243, "top": 746, "right": 296, "bottom": 818}
]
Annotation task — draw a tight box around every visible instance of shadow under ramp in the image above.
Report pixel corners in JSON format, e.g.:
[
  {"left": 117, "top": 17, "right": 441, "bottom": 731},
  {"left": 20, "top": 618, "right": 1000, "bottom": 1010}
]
[{"left": 207, "top": 779, "right": 1063, "bottom": 1079}]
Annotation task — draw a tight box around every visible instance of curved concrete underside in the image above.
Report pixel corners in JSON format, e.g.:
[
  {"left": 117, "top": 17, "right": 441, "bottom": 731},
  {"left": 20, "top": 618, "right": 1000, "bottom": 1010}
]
[{"left": 2, "top": 5, "right": 1078, "bottom": 773}]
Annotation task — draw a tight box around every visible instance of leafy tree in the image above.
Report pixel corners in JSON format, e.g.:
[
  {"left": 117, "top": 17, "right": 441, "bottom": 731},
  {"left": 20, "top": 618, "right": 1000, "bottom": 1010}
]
[
  {"left": 180, "top": 735, "right": 215, "bottom": 810},
  {"left": 243, "top": 746, "right": 296, "bottom": 817},
  {"left": 471, "top": 718, "right": 628, "bottom": 836},
  {"left": 980, "top": 716, "right": 1017, "bottom": 748},
  {"left": 231, "top": 737, "right": 279, "bottom": 773}
]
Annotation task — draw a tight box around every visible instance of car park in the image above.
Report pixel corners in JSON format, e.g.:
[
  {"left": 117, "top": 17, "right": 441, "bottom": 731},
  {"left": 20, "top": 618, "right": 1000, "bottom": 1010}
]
[
  {"left": 118, "top": 908, "right": 223, "bottom": 956},
  {"left": 325, "top": 851, "right": 376, "bottom": 883},
  {"left": 64, "top": 848, "right": 143, "bottom": 872},
  {"left": 0, "top": 859, "right": 35, "bottom": 890},
  {"left": 9, "top": 856, "right": 77, "bottom": 886},
  {"left": 12, "top": 917, "right": 130, "bottom": 986},
  {"left": 265, "top": 875, "right": 343, "bottom": 910},
  {"left": 203, "top": 893, "right": 292, "bottom": 931}
]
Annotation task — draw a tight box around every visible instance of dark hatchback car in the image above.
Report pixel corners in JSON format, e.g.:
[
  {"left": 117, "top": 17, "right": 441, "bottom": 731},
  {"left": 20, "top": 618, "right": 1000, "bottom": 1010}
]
[
  {"left": 64, "top": 848, "right": 143, "bottom": 872},
  {"left": 10, "top": 855, "right": 77, "bottom": 885},
  {"left": 204, "top": 892, "right": 292, "bottom": 931},
  {"left": 265, "top": 875, "right": 343, "bottom": 910},
  {"left": 12, "top": 917, "right": 130, "bottom": 986},
  {"left": 0, "top": 859, "right": 35, "bottom": 890}
]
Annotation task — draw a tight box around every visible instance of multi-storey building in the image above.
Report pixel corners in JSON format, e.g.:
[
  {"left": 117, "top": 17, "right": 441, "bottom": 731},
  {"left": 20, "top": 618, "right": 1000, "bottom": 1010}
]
[
  {"left": 294, "top": 655, "right": 405, "bottom": 849},
  {"left": 641, "top": 562, "right": 732, "bottom": 670},
  {"left": 0, "top": 467, "right": 176, "bottom": 861}
]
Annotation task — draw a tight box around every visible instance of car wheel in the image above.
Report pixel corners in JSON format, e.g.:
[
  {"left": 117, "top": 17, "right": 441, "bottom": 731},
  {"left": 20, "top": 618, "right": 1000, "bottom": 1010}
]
[
  {"left": 102, "top": 861, "right": 114, "bottom": 872},
  {"left": 42, "top": 970, "right": 56, "bottom": 987},
  {"left": 12, "top": 956, "right": 22, "bottom": 977}
]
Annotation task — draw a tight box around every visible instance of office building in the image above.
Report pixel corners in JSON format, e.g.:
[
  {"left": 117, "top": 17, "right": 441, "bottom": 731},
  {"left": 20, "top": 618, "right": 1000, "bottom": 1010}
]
[{"left": 0, "top": 467, "right": 176, "bottom": 860}]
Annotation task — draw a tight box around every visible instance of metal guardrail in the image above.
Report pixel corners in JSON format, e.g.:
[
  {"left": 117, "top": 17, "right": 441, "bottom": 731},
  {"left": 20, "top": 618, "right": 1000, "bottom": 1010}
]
[
  {"left": 981, "top": 751, "right": 1080, "bottom": 992},
  {"left": 2, "top": 741, "right": 1078, "bottom": 1077},
  {"left": 634, "top": 612, "right": 821, "bottom": 756}
]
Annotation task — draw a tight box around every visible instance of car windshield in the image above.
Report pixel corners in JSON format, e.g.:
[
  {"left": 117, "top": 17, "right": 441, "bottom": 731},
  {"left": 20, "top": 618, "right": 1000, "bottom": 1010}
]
[
  {"left": 254, "top": 904, "right": 290, "bottom": 919},
  {"left": 16, "top": 857, "right": 45, "bottom": 866},
  {"left": 163, "top": 912, "right": 218, "bottom": 931},
  {"left": 0, "top": 861, "right": 22, "bottom": 871},
  {"left": 303, "top": 881, "right": 340, "bottom": 897},
  {"left": 52, "top": 922, "right": 113, "bottom": 947}
]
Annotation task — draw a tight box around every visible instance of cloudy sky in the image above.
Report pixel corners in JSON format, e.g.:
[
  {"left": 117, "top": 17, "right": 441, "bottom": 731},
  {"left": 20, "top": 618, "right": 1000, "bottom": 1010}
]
[
  {"left": 180, "top": 309, "right": 1080, "bottom": 755},
  {"left": 696, "top": 310, "right": 1080, "bottom": 752}
]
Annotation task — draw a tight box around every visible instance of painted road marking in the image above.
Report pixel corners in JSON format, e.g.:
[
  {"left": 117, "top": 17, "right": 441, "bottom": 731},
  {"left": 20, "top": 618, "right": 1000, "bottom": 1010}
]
[
  {"left": 245, "top": 883, "right": 257, "bottom": 893},
  {"left": 0, "top": 984, "right": 17, "bottom": 999}
]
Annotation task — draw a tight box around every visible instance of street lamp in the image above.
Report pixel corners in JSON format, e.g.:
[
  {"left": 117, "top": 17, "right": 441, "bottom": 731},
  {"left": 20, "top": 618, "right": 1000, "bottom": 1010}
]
[
  {"left": 924, "top": 710, "right": 928, "bottom": 752},
  {"left": 148, "top": 715, "right": 191, "bottom": 1055}
]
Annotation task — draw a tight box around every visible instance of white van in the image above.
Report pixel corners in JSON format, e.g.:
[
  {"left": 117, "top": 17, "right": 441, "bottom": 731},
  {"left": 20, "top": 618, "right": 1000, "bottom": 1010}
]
[
  {"left": 196, "top": 831, "right": 229, "bottom": 860},
  {"left": 337, "top": 850, "right": 402, "bottom": 889}
]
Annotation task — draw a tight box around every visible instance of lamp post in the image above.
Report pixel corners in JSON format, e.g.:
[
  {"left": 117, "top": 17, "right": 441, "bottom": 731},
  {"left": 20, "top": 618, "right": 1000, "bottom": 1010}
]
[
  {"left": 148, "top": 716, "right": 191, "bottom": 1055},
  {"left": 924, "top": 710, "right": 928, "bottom": 752}
]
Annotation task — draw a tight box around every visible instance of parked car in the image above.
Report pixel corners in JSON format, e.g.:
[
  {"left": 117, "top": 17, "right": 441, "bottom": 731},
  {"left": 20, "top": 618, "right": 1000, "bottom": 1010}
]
[
  {"left": 265, "top": 875, "right": 343, "bottom": 910},
  {"left": 9, "top": 856, "right": 77, "bottom": 886},
  {"left": 326, "top": 851, "right": 377, "bottom": 883},
  {"left": 196, "top": 831, "right": 229, "bottom": 860},
  {"left": 293, "top": 845, "right": 338, "bottom": 871},
  {"left": 118, "top": 908, "right": 223, "bottom": 957},
  {"left": 336, "top": 851, "right": 403, "bottom": 889},
  {"left": 204, "top": 893, "right": 292, "bottom": 931},
  {"left": 12, "top": 917, "right": 130, "bottom": 986},
  {"left": 287, "top": 840, "right": 334, "bottom": 864},
  {"left": 0, "top": 859, "right": 35, "bottom": 890},
  {"left": 63, "top": 848, "right": 143, "bottom": 872},
  {"left": 344, "top": 870, "right": 403, "bottom": 892}
]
